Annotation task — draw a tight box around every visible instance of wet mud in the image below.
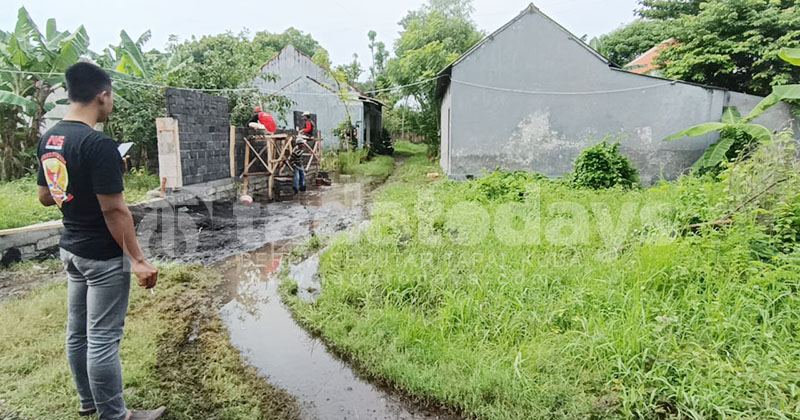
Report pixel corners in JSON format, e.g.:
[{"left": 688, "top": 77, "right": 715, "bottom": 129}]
[{"left": 132, "top": 175, "right": 373, "bottom": 265}]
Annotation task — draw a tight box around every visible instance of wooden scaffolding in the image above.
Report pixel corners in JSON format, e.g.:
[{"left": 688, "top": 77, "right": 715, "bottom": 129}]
[{"left": 240, "top": 132, "right": 322, "bottom": 200}]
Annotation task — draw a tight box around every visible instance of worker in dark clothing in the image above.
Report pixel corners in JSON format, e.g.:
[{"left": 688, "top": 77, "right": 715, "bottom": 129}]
[
  {"left": 296, "top": 111, "right": 314, "bottom": 138},
  {"left": 290, "top": 138, "right": 307, "bottom": 193}
]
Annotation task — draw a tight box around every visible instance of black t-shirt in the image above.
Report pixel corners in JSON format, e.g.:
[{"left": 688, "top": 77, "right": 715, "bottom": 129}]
[{"left": 37, "top": 121, "right": 124, "bottom": 260}]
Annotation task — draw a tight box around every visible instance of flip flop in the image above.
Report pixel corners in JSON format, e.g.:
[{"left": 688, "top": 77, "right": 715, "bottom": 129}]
[{"left": 78, "top": 407, "right": 97, "bottom": 416}]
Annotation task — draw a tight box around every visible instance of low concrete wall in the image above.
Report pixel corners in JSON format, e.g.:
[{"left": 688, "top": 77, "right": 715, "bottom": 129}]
[{"left": 0, "top": 177, "right": 261, "bottom": 265}]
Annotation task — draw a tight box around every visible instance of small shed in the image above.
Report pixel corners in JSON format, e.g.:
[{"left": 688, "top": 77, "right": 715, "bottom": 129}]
[
  {"left": 436, "top": 4, "right": 797, "bottom": 183},
  {"left": 252, "top": 45, "right": 383, "bottom": 149}
]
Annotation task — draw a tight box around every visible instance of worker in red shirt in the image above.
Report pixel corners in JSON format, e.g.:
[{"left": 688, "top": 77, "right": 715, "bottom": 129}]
[
  {"left": 296, "top": 112, "right": 314, "bottom": 138},
  {"left": 249, "top": 106, "right": 277, "bottom": 133}
]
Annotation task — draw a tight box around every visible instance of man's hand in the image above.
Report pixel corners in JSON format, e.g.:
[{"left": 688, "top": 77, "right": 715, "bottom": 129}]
[{"left": 132, "top": 259, "right": 158, "bottom": 289}]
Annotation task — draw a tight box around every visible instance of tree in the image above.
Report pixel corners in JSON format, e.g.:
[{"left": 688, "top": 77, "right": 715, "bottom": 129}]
[
  {"left": 594, "top": 20, "right": 669, "bottom": 66},
  {"left": 252, "top": 27, "right": 321, "bottom": 60},
  {"left": 655, "top": 0, "right": 800, "bottom": 95},
  {"left": 367, "top": 31, "right": 389, "bottom": 92},
  {"left": 96, "top": 30, "right": 189, "bottom": 167},
  {"left": 600, "top": 0, "right": 800, "bottom": 95},
  {"left": 387, "top": 0, "right": 483, "bottom": 154},
  {"left": 164, "top": 32, "right": 293, "bottom": 126},
  {"left": 334, "top": 53, "right": 363, "bottom": 87},
  {"left": 312, "top": 47, "right": 331, "bottom": 70},
  {"left": 635, "top": 0, "right": 704, "bottom": 20},
  {"left": 0, "top": 7, "right": 89, "bottom": 180}
]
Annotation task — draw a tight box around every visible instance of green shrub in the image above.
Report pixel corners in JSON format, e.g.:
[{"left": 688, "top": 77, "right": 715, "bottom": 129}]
[
  {"left": 571, "top": 141, "right": 639, "bottom": 189},
  {"left": 468, "top": 170, "right": 548, "bottom": 203}
]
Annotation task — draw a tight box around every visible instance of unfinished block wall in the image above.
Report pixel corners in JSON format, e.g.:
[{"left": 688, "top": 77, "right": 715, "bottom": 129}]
[{"left": 165, "top": 88, "right": 231, "bottom": 185}]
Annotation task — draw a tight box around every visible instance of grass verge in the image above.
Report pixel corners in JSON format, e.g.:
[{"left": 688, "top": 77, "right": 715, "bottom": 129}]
[
  {"left": 0, "top": 262, "right": 300, "bottom": 420},
  {"left": 284, "top": 145, "right": 800, "bottom": 419},
  {"left": 0, "top": 170, "right": 159, "bottom": 230}
]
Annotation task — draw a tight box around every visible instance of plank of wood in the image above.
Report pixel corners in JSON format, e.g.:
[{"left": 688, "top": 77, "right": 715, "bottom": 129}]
[{"left": 229, "top": 125, "right": 236, "bottom": 178}]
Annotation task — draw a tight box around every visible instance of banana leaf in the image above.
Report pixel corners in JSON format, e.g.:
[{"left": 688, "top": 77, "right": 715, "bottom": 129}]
[
  {"left": 664, "top": 122, "right": 726, "bottom": 142},
  {"left": 0, "top": 90, "right": 37, "bottom": 113},
  {"left": 721, "top": 106, "right": 741, "bottom": 124},
  {"left": 779, "top": 48, "right": 800, "bottom": 66},
  {"left": 692, "top": 136, "right": 735, "bottom": 169}
]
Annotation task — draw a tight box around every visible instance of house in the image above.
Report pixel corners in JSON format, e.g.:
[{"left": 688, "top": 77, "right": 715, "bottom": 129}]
[
  {"left": 252, "top": 45, "right": 383, "bottom": 148},
  {"left": 625, "top": 38, "right": 676, "bottom": 75},
  {"left": 436, "top": 4, "right": 797, "bottom": 183}
]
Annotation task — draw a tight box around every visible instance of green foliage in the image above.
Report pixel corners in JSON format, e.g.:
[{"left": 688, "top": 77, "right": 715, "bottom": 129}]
[
  {"left": 366, "top": 30, "right": 389, "bottom": 91},
  {"left": 635, "top": 0, "right": 704, "bottom": 20},
  {"left": 0, "top": 7, "right": 89, "bottom": 180},
  {"left": 335, "top": 148, "right": 394, "bottom": 177},
  {"left": 599, "top": 0, "right": 800, "bottom": 95},
  {"left": 386, "top": 0, "right": 483, "bottom": 153},
  {"left": 667, "top": 48, "right": 800, "bottom": 170},
  {"left": 392, "top": 140, "right": 428, "bottom": 156},
  {"left": 594, "top": 20, "right": 669, "bottom": 66},
  {"left": 121, "top": 167, "right": 159, "bottom": 204},
  {"left": 286, "top": 139, "right": 800, "bottom": 420},
  {"left": 571, "top": 141, "right": 639, "bottom": 189},
  {"left": 467, "top": 170, "right": 548, "bottom": 203},
  {"left": 0, "top": 175, "right": 60, "bottom": 230},
  {"left": 654, "top": 0, "right": 800, "bottom": 95},
  {"left": 332, "top": 119, "right": 359, "bottom": 150},
  {"left": 334, "top": 53, "right": 364, "bottom": 87}
]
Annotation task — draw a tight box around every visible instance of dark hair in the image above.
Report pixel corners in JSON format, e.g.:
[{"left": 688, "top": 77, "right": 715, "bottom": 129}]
[{"left": 65, "top": 62, "right": 112, "bottom": 104}]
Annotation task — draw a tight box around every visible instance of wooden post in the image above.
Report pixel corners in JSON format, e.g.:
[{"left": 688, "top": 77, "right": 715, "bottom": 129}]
[
  {"left": 243, "top": 140, "right": 250, "bottom": 196},
  {"left": 229, "top": 125, "right": 236, "bottom": 178},
  {"left": 267, "top": 137, "right": 274, "bottom": 200},
  {"left": 156, "top": 118, "right": 183, "bottom": 189}
]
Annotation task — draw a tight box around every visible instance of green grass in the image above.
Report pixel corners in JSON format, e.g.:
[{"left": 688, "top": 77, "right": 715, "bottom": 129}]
[
  {"left": 392, "top": 140, "right": 428, "bottom": 157},
  {"left": 334, "top": 148, "right": 395, "bottom": 178},
  {"left": 0, "top": 176, "right": 62, "bottom": 230},
  {"left": 0, "top": 170, "right": 159, "bottom": 230},
  {"left": 284, "top": 155, "right": 800, "bottom": 419},
  {"left": 0, "top": 263, "right": 300, "bottom": 420}
]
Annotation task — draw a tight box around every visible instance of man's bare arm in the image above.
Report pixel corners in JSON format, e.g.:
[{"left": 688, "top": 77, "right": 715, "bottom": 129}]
[
  {"left": 37, "top": 186, "right": 56, "bottom": 206},
  {"left": 96, "top": 193, "right": 158, "bottom": 288}
]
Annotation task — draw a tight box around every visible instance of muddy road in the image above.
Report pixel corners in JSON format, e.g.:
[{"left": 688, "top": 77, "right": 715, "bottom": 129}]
[{"left": 137, "top": 176, "right": 459, "bottom": 420}]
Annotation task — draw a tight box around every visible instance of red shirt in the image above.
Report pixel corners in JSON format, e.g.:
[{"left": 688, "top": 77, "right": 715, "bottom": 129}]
[
  {"left": 300, "top": 120, "right": 313, "bottom": 135},
  {"left": 258, "top": 112, "right": 277, "bottom": 133}
]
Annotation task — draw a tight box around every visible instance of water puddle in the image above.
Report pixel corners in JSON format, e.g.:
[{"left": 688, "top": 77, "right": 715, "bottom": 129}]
[
  {"left": 219, "top": 244, "right": 455, "bottom": 420},
  {"left": 214, "top": 176, "right": 458, "bottom": 420}
]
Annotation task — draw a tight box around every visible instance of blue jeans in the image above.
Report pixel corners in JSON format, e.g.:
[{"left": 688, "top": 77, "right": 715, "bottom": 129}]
[
  {"left": 61, "top": 248, "right": 130, "bottom": 420},
  {"left": 294, "top": 168, "right": 305, "bottom": 190}
]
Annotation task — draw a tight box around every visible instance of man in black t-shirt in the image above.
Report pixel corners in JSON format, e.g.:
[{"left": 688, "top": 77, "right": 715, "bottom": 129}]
[{"left": 36, "top": 62, "right": 165, "bottom": 420}]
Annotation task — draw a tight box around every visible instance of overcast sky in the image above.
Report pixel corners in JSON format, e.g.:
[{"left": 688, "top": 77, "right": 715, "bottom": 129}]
[{"left": 2, "top": 0, "right": 639, "bottom": 81}]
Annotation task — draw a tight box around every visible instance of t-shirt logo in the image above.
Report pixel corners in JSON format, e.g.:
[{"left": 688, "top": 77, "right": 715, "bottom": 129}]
[
  {"left": 45, "top": 135, "right": 65, "bottom": 150},
  {"left": 41, "top": 152, "right": 73, "bottom": 208}
]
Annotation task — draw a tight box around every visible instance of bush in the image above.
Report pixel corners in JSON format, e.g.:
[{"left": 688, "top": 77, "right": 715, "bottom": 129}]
[
  {"left": 571, "top": 141, "right": 639, "bottom": 189},
  {"left": 468, "top": 170, "right": 548, "bottom": 203}
]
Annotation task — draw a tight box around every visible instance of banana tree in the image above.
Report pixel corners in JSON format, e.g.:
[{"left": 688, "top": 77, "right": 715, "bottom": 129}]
[
  {"left": 0, "top": 7, "right": 89, "bottom": 180},
  {"left": 666, "top": 48, "right": 800, "bottom": 170}
]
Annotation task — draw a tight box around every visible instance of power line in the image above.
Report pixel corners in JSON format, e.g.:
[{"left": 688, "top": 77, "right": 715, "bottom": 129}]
[
  {"left": 1, "top": 68, "right": 676, "bottom": 98},
  {"left": 0, "top": 68, "right": 440, "bottom": 96},
  {"left": 450, "top": 79, "right": 676, "bottom": 95}
]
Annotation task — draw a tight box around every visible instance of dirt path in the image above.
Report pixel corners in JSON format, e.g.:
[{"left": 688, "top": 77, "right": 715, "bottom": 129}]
[{"left": 213, "top": 175, "right": 459, "bottom": 420}]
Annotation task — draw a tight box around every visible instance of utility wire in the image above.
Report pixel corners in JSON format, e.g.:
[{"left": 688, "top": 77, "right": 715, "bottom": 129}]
[
  {"left": 0, "top": 68, "right": 679, "bottom": 97},
  {"left": 0, "top": 68, "right": 440, "bottom": 96},
  {"left": 451, "top": 79, "right": 677, "bottom": 95}
]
